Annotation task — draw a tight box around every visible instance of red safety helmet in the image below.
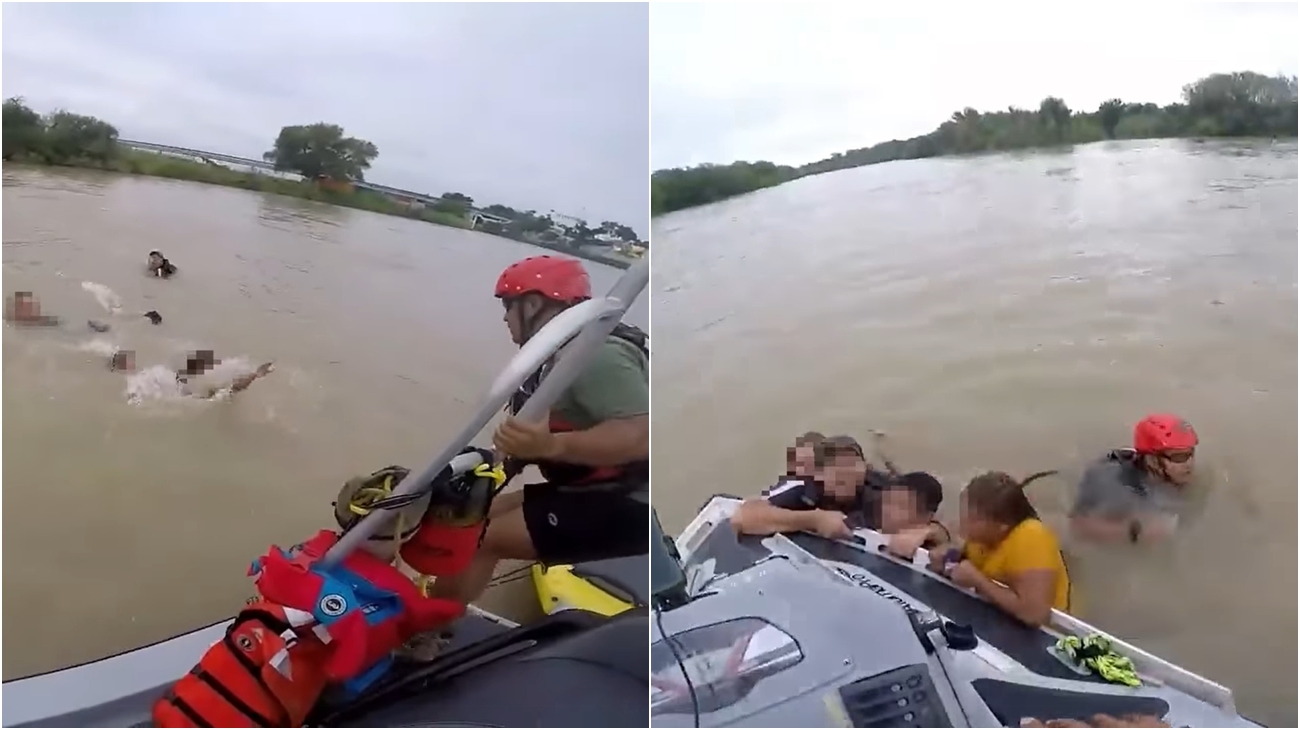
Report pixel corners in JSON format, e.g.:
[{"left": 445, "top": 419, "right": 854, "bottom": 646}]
[
  {"left": 1133, "top": 414, "right": 1198, "bottom": 454},
  {"left": 494, "top": 255, "right": 591, "bottom": 305}
]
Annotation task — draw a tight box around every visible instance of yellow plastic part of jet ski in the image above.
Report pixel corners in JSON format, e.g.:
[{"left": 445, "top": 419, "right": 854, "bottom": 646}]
[{"left": 531, "top": 563, "right": 636, "bottom": 617}]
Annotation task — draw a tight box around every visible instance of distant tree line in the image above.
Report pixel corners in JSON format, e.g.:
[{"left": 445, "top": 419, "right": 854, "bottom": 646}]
[
  {"left": 651, "top": 71, "right": 1299, "bottom": 216},
  {"left": 428, "top": 192, "right": 644, "bottom": 250},
  {"left": 3, "top": 98, "right": 122, "bottom": 166},
  {"left": 2, "top": 97, "right": 643, "bottom": 253}
]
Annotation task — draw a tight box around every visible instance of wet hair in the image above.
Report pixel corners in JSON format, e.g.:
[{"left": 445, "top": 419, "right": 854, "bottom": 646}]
[
  {"left": 143, "top": 310, "right": 162, "bottom": 325},
  {"left": 794, "top": 431, "right": 826, "bottom": 447},
  {"left": 889, "top": 471, "right": 944, "bottom": 515},
  {"left": 820, "top": 435, "right": 865, "bottom": 465},
  {"left": 963, "top": 470, "right": 1058, "bottom": 527},
  {"left": 149, "top": 250, "right": 163, "bottom": 258},
  {"left": 782, "top": 432, "right": 822, "bottom": 466}
]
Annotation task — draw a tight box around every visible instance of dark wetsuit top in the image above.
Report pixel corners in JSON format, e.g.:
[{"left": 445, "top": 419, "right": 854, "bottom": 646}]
[
  {"left": 764, "top": 469, "right": 893, "bottom": 530},
  {"left": 1070, "top": 450, "right": 1186, "bottom": 521}
]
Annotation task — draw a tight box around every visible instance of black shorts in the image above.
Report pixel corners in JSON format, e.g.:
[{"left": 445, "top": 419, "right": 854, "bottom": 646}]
[{"left": 521, "top": 481, "right": 648, "bottom": 566}]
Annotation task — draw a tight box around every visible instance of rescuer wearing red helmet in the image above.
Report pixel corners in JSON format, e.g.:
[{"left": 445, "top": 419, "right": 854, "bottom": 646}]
[
  {"left": 422, "top": 255, "right": 649, "bottom": 620},
  {"left": 1069, "top": 414, "right": 1199, "bottom": 545}
]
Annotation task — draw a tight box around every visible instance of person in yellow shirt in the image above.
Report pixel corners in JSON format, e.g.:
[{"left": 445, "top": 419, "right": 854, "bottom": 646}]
[{"left": 928, "top": 470, "right": 1071, "bottom": 627}]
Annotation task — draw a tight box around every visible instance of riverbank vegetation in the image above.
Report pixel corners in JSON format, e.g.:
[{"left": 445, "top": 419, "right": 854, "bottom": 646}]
[
  {"left": 651, "top": 71, "right": 1299, "bottom": 216},
  {"left": 2, "top": 98, "right": 641, "bottom": 268}
]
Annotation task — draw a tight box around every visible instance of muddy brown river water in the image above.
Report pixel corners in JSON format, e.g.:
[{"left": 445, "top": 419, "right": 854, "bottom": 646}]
[
  {"left": 1, "top": 167, "right": 645, "bottom": 680},
  {"left": 651, "top": 139, "right": 1297, "bottom": 726}
]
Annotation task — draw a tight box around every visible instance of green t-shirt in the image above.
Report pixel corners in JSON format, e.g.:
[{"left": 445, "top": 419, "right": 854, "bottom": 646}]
[{"left": 551, "top": 335, "right": 648, "bottom": 430}]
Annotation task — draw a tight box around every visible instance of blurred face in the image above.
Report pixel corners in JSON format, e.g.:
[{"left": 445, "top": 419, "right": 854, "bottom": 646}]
[
  {"left": 958, "top": 492, "right": 1001, "bottom": 545},
  {"left": 13, "top": 292, "right": 36, "bottom": 318},
  {"left": 110, "top": 350, "right": 136, "bottom": 372},
  {"left": 879, "top": 487, "right": 928, "bottom": 534},
  {"left": 1156, "top": 449, "right": 1196, "bottom": 486},
  {"left": 184, "top": 350, "right": 220, "bottom": 376},
  {"left": 790, "top": 444, "right": 818, "bottom": 476},
  {"left": 820, "top": 452, "right": 867, "bottom": 498},
  {"left": 148, "top": 253, "right": 164, "bottom": 269}
]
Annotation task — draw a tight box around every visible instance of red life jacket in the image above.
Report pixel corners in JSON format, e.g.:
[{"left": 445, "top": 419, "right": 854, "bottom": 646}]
[
  {"left": 508, "top": 324, "right": 649, "bottom": 486},
  {"left": 251, "top": 530, "right": 466, "bottom": 682},
  {"left": 151, "top": 602, "right": 331, "bottom": 728}
]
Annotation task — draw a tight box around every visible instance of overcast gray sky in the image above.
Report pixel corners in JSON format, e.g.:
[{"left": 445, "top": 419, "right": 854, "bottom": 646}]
[
  {"left": 652, "top": 2, "right": 1299, "bottom": 170},
  {"left": 2, "top": 2, "right": 650, "bottom": 235}
]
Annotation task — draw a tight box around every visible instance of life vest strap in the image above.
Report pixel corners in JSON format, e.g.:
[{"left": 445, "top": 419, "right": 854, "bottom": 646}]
[
  {"left": 190, "top": 666, "right": 280, "bottom": 727},
  {"left": 159, "top": 689, "right": 211, "bottom": 728}
]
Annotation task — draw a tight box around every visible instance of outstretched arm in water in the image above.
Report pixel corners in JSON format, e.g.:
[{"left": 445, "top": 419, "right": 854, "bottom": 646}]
[{"left": 197, "top": 362, "right": 274, "bottom": 399}]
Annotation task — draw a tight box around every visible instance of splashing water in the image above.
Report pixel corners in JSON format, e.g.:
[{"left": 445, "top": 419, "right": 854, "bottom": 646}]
[
  {"left": 76, "top": 337, "right": 120, "bottom": 357},
  {"left": 124, "top": 356, "right": 256, "bottom": 405},
  {"left": 125, "top": 365, "right": 186, "bottom": 405},
  {"left": 203, "top": 356, "right": 254, "bottom": 383},
  {"left": 81, "top": 281, "right": 122, "bottom": 315}
]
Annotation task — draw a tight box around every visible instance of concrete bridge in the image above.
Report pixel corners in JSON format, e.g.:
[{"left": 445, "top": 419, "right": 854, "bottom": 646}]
[{"left": 118, "top": 139, "right": 513, "bottom": 227}]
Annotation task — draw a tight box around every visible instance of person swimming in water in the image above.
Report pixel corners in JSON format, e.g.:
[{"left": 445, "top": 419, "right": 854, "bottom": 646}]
[
  {"left": 147, "top": 251, "right": 177, "bottom": 279},
  {"left": 1069, "top": 414, "right": 1199, "bottom": 545},
  {"left": 5, "top": 291, "right": 61, "bottom": 326},
  {"left": 113, "top": 348, "right": 274, "bottom": 399},
  {"left": 8, "top": 286, "right": 161, "bottom": 332},
  {"left": 174, "top": 349, "right": 275, "bottom": 397}
]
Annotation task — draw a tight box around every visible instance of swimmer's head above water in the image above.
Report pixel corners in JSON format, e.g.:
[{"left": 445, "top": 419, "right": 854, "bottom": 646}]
[
  {"left": 179, "top": 349, "right": 220, "bottom": 379},
  {"left": 6, "top": 291, "right": 59, "bottom": 326},
  {"left": 147, "top": 251, "right": 176, "bottom": 278},
  {"left": 109, "top": 350, "right": 136, "bottom": 372},
  {"left": 1132, "top": 414, "right": 1198, "bottom": 487}
]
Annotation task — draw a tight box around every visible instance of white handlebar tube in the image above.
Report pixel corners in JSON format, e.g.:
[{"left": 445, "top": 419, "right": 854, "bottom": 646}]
[{"left": 321, "top": 257, "right": 650, "bottom": 567}]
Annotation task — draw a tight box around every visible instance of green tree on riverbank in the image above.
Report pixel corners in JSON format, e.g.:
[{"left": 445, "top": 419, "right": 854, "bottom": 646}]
[
  {"left": 651, "top": 71, "right": 1299, "bottom": 216},
  {"left": 263, "top": 123, "right": 379, "bottom": 182},
  {"left": 651, "top": 160, "right": 796, "bottom": 216},
  {"left": 3, "top": 98, "right": 120, "bottom": 165}
]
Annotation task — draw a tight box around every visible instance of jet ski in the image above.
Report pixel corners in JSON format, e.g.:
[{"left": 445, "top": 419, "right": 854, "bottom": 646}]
[
  {"left": 649, "top": 495, "right": 1263, "bottom": 728},
  {"left": 533, "top": 555, "right": 648, "bottom": 616},
  {"left": 3, "top": 258, "right": 652, "bottom": 728}
]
